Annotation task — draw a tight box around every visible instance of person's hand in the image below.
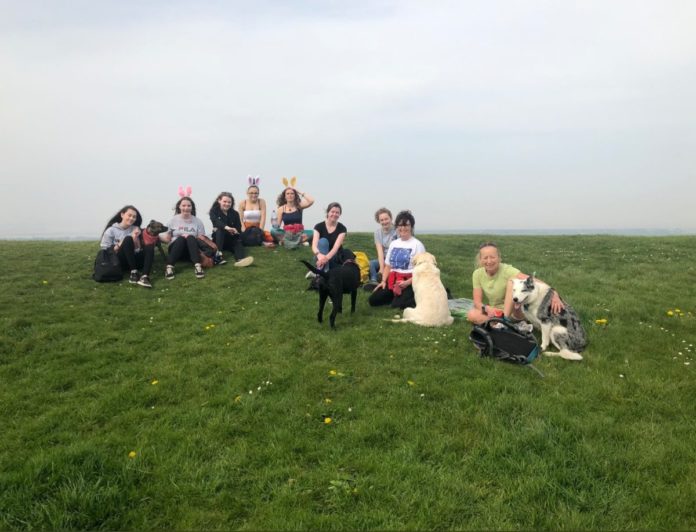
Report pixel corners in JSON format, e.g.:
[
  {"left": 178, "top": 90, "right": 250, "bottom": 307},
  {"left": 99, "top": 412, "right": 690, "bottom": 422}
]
[
  {"left": 550, "top": 291, "right": 564, "bottom": 314},
  {"left": 132, "top": 228, "right": 141, "bottom": 238},
  {"left": 316, "top": 254, "right": 328, "bottom": 269}
]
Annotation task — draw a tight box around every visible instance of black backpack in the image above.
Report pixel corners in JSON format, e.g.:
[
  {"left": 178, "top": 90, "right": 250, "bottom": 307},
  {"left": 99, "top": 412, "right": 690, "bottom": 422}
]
[
  {"left": 469, "top": 318, "right": 539, "bottom": 365},
  {"left": 93, "top": 248, "right": 123, "bottom": 282}
]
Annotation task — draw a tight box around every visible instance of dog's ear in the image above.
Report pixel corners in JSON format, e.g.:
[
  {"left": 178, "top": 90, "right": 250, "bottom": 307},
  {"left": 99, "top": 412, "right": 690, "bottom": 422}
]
[{"left": 525, "top": 276, "right": 535, "bottom": 289}]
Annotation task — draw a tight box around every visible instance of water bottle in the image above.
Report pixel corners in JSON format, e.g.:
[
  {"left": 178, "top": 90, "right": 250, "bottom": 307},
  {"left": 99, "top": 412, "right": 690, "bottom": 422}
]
[{"left": 271, "top": 210, "right": 279, "bottom": 229}]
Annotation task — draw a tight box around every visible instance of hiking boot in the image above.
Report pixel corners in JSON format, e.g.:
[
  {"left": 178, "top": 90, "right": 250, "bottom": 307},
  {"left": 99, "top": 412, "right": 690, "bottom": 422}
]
[
  {"left": 129, "top": 270, "right": 139, "bottom": 284},
  {"left": 214, "top": 252, "right": 227, "bottom": 266},
  {"left": 194, "top": 263, "right": 205, "bottom": 279},
  {"left": 165, "top": 265, "right": 175, "bottom": 280},
  {"left": 137, "top": 275, "right": 152, "bottom": 288},
  {"left": 234, "top": 256, "right": 254, "bottom": 268}
]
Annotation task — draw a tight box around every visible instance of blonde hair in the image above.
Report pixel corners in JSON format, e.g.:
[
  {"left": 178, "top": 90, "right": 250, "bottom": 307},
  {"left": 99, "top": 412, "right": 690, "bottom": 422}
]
[{"left": 475, "top": 241, "right": 500, "bottom": 268}]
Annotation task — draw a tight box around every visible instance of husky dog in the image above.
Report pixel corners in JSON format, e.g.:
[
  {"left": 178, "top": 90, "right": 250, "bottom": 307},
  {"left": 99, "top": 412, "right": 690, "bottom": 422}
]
[
  {"left": 394, "top": 252, "right": 453, "bottom": 327},
  {"left": 511, "top": 277, "right": 587, "bottom": 361}
]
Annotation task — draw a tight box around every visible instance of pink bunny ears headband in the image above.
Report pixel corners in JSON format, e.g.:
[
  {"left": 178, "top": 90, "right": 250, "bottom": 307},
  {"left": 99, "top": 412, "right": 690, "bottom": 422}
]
[
  {"left": 178, "top": 185, "right": 192, "bottom": 198},
  {"left": 248, "top": 175, "right": 260, "bottom": 186}
]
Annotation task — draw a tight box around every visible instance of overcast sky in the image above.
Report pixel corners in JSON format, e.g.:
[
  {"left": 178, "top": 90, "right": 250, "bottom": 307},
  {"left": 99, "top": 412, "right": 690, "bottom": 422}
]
[{"left": 2, "top": 0, "right": 695, "bottom": 238}]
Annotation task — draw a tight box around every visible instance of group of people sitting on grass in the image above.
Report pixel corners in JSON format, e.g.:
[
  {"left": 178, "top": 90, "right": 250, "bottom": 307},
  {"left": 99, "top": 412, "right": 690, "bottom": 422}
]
[{"left": 99, "top": 178, "right": 562, "bottom": 322}]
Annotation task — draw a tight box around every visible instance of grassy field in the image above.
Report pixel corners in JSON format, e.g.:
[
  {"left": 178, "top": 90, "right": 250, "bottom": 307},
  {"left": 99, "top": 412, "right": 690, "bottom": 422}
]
[{"left": 1, "top": 235, "right": 695, "bottom": 530}]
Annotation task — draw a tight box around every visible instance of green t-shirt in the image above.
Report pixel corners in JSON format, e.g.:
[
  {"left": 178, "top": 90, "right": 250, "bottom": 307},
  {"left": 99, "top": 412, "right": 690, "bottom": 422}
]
[{"left": 472, "top": 263, "right": 521, "bottom": 309}]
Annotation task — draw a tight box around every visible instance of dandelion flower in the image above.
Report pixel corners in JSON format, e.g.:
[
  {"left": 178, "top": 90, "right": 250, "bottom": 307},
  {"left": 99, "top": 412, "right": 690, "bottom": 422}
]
[
  {"left": 324, "top": 417, "right": 332, "bottom": 424},
  {"left": 407, "top": 380, "right": 415, "bottom": 386},
  {"left": 324, "top": 398, "right": 332, "bottom": 404},
  {"left": 151, "top": 379, "right": 159, "bottom": 385},
  {"left": 595, "top": 319, "right": 608, "bottom": 325},
  {"left": 329, "top": 370, "right": 337, "bottom": 376},
  {"left": 128, "top": 451, "right": 137, "bottom": 459},
  {"left": 666, "top": 310, "right": 674, "bottom": 317}
]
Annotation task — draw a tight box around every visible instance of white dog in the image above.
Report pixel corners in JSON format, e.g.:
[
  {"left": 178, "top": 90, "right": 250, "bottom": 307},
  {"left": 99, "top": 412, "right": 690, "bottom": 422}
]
[
  {"left": 395, "top": 252, "right": 453, "bottom": 327},
  {"left": 511, "top": 277, "right": 587, "bottom": 361}
]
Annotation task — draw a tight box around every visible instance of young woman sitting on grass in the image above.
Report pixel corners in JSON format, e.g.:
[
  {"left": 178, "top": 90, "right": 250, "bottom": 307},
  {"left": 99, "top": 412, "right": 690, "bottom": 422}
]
[
  {"left": 238, "top": 178, "right": 274, "bottom": 247},
  {"left": 271, "top": 184, "right": 314, "bottom": 245},
  {"left": 99, "top": 205, "right": 155, "bottom": 288},
  {"left": 209, "top": 192, "right": 254, "bottom": 268},
  {"left": 364, "top": 207, "right": 397, "bottom": 290},
  {"left": 368, "top": 210, "right": 425, "bottom": 310},
  {"left": 162, "top": 196, "right": 207, "bottom": 280},
  {"left": 312, "top": 202, "right": 347, "bottom": 273},
  {"left": 466, "top": 241, "right": 563, "bottom": 324}
]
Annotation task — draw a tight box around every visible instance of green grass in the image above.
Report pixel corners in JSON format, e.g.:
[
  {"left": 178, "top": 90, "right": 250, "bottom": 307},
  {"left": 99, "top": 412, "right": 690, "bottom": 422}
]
[{"left": 1, "top": 235, "right": 695, "bottom": 529}]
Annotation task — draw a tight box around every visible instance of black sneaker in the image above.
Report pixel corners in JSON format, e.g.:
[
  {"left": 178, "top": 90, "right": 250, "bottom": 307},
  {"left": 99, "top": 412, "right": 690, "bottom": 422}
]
[
  {"left": 195, "top": 264, "right": 205, "bottom": 279},
  {"left": 129, "top": 270, "right": 139, "bottom": 284},
  {"left": 165, "top": 265, "right": 175, "bottom": 280},
  {"left": 137, "top": 275, "right": 152, "bottom": 288},
  {"left": 214, "top": 252, "right": 227, "bottom": 266}
]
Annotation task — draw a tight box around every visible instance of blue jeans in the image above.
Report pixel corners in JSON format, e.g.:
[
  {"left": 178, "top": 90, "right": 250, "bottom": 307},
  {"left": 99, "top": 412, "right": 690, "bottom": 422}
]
[
  {"left": 369, "top": 259, "right": 379, "bottom": 282},
  {"left": 316, "top": 238, "right": 343, "bottom": 272}
]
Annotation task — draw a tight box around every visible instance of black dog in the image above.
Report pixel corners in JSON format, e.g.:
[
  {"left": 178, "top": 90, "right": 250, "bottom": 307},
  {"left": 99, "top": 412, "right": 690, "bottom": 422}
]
[
  {"left": 143, "top": 220, "right": 168, "bottom": 260},
  {"left": 300, "top": 253, "right": 361, "bottom": 328}
]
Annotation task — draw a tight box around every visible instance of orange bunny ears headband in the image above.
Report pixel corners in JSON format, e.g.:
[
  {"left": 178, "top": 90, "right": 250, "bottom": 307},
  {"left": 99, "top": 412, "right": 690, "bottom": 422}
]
[
  {"left": 178, "top": 185, "right": 192, "bottom": 198},
  {"left": 247, "top": 175, "right": 260, "bottom": 186},
  {"left": 282, "top": 176, "right": 297, "bottom": 188}
]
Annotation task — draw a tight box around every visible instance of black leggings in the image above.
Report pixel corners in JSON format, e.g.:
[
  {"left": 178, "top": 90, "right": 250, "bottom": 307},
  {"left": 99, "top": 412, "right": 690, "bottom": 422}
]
[
  {"left": 213, "top": 230, "right": 247, "bottom": 261},
  {"left": 167, "top": 237, "right": 200, "bottom": 266},
  {"left": 117, "top": 236, "right": 154, "bottom": 275},
  {"left": 368, "top": 286, "right": 416, "bottom": 309}
]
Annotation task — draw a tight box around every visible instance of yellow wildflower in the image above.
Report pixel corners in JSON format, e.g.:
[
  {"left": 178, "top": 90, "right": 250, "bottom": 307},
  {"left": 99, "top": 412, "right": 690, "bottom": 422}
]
[
  {"left": 151, "top": 379, "right": 159, "bottom": 385},
  {"left": 595, "top": 319, "right": 608, "bottom": 325},
  {"left": 407, "top": 380, "right": 415, "bottom": 386},
  {"left": 329, "top": 370, "right": 337, "bottom": 376},
  {"left": 128, "top": 451, "right": 137, "bottom": 459},
  {"left": 666, "top": 310, "right": 674, "bottom": 317},
  {"left": 324, "top": 417, "right": 332, "bottom": 424},
  {"left": 324, "top": 398, "right": 332, "bottom": 404}
]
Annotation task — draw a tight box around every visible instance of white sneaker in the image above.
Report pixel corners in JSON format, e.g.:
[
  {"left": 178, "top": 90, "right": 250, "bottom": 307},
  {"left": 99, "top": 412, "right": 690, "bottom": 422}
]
[
  {"left": 305, "top": 271, "right": 317, "bottom": 279},
  {"left": 234, "top": 256, "right": 254, "bottom": 268}
]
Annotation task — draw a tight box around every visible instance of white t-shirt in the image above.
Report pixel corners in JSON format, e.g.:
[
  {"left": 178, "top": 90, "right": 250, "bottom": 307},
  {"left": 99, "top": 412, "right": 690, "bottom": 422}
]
[{"left": 385, "top": 236, "right": 426, "bottom": 273}]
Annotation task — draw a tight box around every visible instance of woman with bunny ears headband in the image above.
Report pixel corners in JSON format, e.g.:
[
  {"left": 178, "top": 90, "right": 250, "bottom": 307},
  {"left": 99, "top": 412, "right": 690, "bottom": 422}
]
[
  {"left": 237, "top": 176, "right": 274, "bottom": 247},
  {"left": 271, "top": 176, "right": 315, "bottom": 245},
  {"left": 161, "top": 187, "right": 208, "bottom": 280}
]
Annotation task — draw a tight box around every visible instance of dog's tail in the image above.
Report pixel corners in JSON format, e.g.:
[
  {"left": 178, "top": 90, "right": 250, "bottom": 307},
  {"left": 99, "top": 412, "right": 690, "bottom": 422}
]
[{"left": 300, "top": 260, "right": 328, "bottom": 280}]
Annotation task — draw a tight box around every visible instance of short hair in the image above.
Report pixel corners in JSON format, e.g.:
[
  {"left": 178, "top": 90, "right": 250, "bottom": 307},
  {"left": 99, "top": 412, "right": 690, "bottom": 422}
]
[
  {"left": 326, "top": 202, "right": 342, "bottom": 214},
  {"left": 476, "top": 241, "right": 501, "bottom": 268},
  {"left": 374, "top": 207, "right": 392, "bottom": 223},
  {"left": 394, "top": 210, "right": 415, "bottom": 229}
]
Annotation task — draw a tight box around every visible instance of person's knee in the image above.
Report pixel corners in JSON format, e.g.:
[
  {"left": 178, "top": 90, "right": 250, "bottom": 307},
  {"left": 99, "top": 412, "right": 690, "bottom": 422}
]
[{"left": 317, "top": 238, "right": 329, "bottom": 255}]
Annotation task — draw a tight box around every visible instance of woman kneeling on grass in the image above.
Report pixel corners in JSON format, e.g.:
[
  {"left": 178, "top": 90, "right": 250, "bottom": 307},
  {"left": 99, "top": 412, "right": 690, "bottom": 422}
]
[
  {"left": 466, "top": 241, "right": 563, "bottom": 324},
  {"left": 100, "top": 205, "right": 155, "bottom": 288},
  {"left": 368, "top": 210, "right": 425, "bottom": 310},
  {"left": 209, "top": 192, "right": 254, "bottom": 268},
  {"left": 162, "top": 196, "right": 207, "bottom": 280}
]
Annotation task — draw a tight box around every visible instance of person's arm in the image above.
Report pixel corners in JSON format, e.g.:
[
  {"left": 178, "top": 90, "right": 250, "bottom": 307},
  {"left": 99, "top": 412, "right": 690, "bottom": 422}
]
[
  {"left": 298, "top": 191, "right": 314, "bottom": 209},
  {"left": 237, "top": 200, "right": 246, "bottom": 229},
  {"left": 209, "top": 210, "right": 227, "bottom": 231},
  {"left": 277, "top": 205, "right": 285, "bottom": 228},
  {"left": 375, "top": 238, "right": 387, "bottom": 274},
  {"left": 99, "top": 228, "right": 115, "bottom": 250},
  {"left": 259, "top": 199, "right": 267, "bottom": 229},
  {"left": 311, "top": 229, "right": 320, "bottom": 256},
  {"left": 376, "top": 263, "right": 391, "bottom": 291}
]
